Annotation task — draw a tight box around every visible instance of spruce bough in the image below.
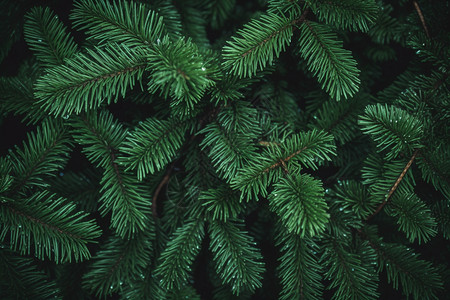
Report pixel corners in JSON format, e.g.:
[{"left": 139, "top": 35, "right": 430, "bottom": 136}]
[{"left": 0, "top": 0, "right": 449, "bottom": 299}]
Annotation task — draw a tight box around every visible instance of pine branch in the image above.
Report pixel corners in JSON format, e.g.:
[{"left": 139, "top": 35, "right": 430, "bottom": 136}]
[
  {"left": 146, "top": 0, "right": 182, "bottom": 39},
  {"left": 71, "top": 110, "right": 151, "bottom": 238},
  {"left": 1, "top": 191, "right": 101, "bottom": 263},
  {"left": 209, "top": 220, "right": 264, "bottom": 295},
  {"left": 200, "top": 185, "right": 244, "bottom": 222},
  {"left": 360, "top": 226, "right": 443, "bottom": 299},
  {"left": 8, "top": 119, "right": 72, "bottom": 194},
  {"left": 71, "top": 0, "right": 165, "bottom": 48},
  {"left": 120, "top": 117, "right": 188, "bottom": 181},
  {"left": 155, "top": 218, "right": 205, "bottom": 290},
  {"left": 366, "top": 149, "right": 419, "bottom": 221},
  {"left": 359, "top": 104, "right": 424, "bottom": 160},
  {"left": 34, "top": 45, "right": 147, "bottom": 116},
  {"left": 386, "top": 192, "right": 437, "bottom": 243},
  {"left": 269, "top": 173, "right": 329, "bottom": 237},
  {"left": 333, "top": 180, "right": 378, "bottom": 220},
  {"left": 199, "top": 122, "right": 257, "bottom": 182},
  {"left": 275, "top": 227, "right": 323, "bottom": 300},
  {"left": 306, "top": 0, "right": 379, "bottom": 32},
  {"left": 146, "top": 37, "right": 214, "bottom": 109},
  {"left": 321, "top": 236, "right": 379, "bottom": 300},
  {"left": 24, "top": 7, "right": 78, "bottom": 68},
  {"left": 417, "top": 145, "right": 450, "bottom": 199},
  {"left": 297, "top": 20, "right": 360, "bottom": 100},
  {"left": 83, "top": 230, "right": 154, "bottom": 298},
  {"left": 222, "top": 12, "right": 297, "bottom": 77},
  {"left": 231, "top": 130, "right": 335, "bottom": 200}
]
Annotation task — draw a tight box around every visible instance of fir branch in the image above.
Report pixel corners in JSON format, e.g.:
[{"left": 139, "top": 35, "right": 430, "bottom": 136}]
[
  {"left": 82, "top": 231, "right": 154, "bottom": 298},
  {"left": 146, "top": 0, "right": 182, "bottom": 39},
  {"left": 333, "top": 180, "right": 378, "bottom": 220},
  {"left": 231, "top": 130, "right": 335, "bottom": 200},
  {"left": 321, "top": 236, "right": 379, "bottom": 300},
  {"left": 120, "top": 117, "right": 188, "bottom": 181},
  {"left": 1, "top": 191, "right": 101, "bottom": 263},
  {"left": 359, "top": 104, "right": 424, "bottom": 160},
  {"left": 199, "top": 121, "right": 257, "bottom": 182},
  {"left": 155, "top": 218, "right": 205, "bottom": 290},
  {"left": 297, "top": 20, "right": 360, "bottom": 100},
  {"left": 34, "top": 45, "right": 147, "bottom": 116},
  {"left": 200, "top": 185, "right": 244, "bottom": 222},
  {"left": 417, "top": 150, "right": 450, "bottom": 199},
  {"left": 209, "top": 220, "right": 264, "bottom": 295},
  {"left": 24, "top": 7, "right": 78, "bottom": 68},
  {"left": 71, "top": 0, "right": 165, "bottom": 47},
  {"left": 222, "top": 12, "right": 296, "bottom": 77},
  {"left": 269, "top": 173, "right": 329, "bottom": 238},
  {"left": 386, "top": 192, "right": 437, "bottom": 244},
  {"left": 8, "top": 119, "right": 72, "bottom": 194},
  {"left": 275, "top": 227, "right": 323, "bottom": 300},
  {"left": 72, "top": 111, "right": 151, "bottom": 238},
  {"left": 306, "top": 0, "right": 378, "bottom": 32},
  {"left": 360, "top": 227, "right": 443, "bottom": 299},
  {"left": 366, "top": 149, "right": 419, "bottom": 221},
  {"left": 146, "top": 37, "right": 214, "bottom": 109}
]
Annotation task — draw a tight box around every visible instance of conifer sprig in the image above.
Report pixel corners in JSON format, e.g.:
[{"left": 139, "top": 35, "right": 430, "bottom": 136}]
[
  {"left": 120, "top": 117, "right": 187, "bottom": 181},
  {"left": 71, "top": 110, "right": 151, "bottom": 237},
  {"left": 82, "top": 231, "right": 154, "bottom": 298},
  {"left": 297, "top": 21, "right": 360, "bottom": 101},
  {"left": 1, "top": 191, "right": 101, "bottom": 263},
  {"left": 231, "top": 129, "right": 335, "bottom": 200},
  {"left": 362, "top": 226, "right": 443, "bottom": 299},
  {"left": 359, "top": 104, "right": 424, "bottom": 160},
  {"left": 35, "top": 45, "right": 147, "bottom": 116},
  {"left": 147, "top": 37, "right": 214, "bottom": 109},
  {"left": 321, "top": 236, "right": 379, "bottom": 300},
  {"left": 276, "top": 230, "right": 323, "bottom": 300},
  {"left": 24, "top": 7, "right": 78, "bottom": 68},
  {"left": 306, "top": 0, "right": 379, "bottom": 32},
  {"left": 8, "top": 119, "right": 72, "bottom": 193},
  {"left": 270, "top": 173, "right": 328, "bottom": 237},
  {"left": 209, "top": 220, "right": 264, "bottom": 295},
  {"left": 71, "top": 0, "right": 165, "bottom": 47},
  {"left": 385, "top": 192, "right": 437, "bottom": 244},
  {"left": 222, "top": 12, "right": 295, "bottom": 77},
  {"left": 155, "top": 219, "right": 205, "bottom": 290},
  {"left": 0, "top": 249, "right": 61, "bottom": 299}
]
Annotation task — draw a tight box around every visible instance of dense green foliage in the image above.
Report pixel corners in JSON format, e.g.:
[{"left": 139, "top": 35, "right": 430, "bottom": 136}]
[{"left": 1, "top": 0, "right": 449, "bottom": 299}]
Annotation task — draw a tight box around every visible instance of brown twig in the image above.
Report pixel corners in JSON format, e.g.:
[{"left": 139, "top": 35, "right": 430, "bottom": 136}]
[
  {"left": 413, "top": 1, "right": 430, "bottom": 39},
  {"left": 366, "top": 149, "right": 420, "bottom": 221},
  {"left": 152, "top": 164, "right": 175, "bottom": 219}
]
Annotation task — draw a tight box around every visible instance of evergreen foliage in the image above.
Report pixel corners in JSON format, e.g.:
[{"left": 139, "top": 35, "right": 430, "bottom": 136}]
[{"left": 0, "top": 0, "right": 449, "bottom": 299}]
